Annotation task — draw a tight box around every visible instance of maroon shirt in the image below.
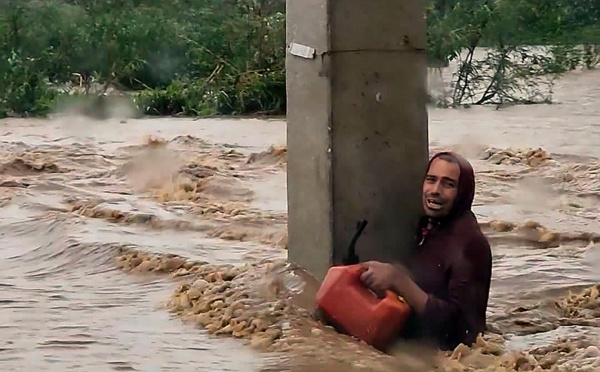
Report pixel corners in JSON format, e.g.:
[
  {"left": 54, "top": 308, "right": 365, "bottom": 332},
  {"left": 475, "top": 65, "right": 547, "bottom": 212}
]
[{"left": 401, "top": 152, "right": 492, "bottom": 350}]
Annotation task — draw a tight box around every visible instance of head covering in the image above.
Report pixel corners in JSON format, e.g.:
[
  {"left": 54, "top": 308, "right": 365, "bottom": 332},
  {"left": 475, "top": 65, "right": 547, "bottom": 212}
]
[{"left": 424, "top": 151, "right": 475, "bottom": 221}]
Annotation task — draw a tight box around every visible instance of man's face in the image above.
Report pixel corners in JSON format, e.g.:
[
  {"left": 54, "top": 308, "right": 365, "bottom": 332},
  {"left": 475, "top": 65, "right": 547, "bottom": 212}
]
[{"left": 422, "top": 158, "right": 460, "bottom": 218}]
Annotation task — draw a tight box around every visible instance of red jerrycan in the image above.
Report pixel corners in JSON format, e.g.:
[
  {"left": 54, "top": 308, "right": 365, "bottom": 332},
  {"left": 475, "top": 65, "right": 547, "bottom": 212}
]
[{"left": 315, "top": 264, "right": 412, "bottom": 351}]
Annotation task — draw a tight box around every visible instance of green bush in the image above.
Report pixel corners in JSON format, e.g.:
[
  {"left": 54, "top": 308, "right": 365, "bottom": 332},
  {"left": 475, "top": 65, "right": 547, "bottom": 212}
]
[
  {"left": 0, "top": 0, "right": 597, "bottom": 117},
  {"left": 0, "top": 0, "right": 286, "bottom": 117},
  {"left": 0, "top": 51, "right": 58, "bottom": 117}
]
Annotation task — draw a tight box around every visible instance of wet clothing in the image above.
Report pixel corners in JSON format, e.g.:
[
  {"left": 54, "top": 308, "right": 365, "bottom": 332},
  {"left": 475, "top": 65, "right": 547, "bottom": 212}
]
[{"left": 401, "top": 152, "right": 492, "bottom": 351}]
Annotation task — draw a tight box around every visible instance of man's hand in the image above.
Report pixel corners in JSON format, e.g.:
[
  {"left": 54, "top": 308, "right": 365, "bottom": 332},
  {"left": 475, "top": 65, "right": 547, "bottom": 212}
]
[
  {"left": 361, "top": 261, "right": 429, "bottom": 313},
  {"left": 359, "top": 261, "right": 404, "bottom": 297}
]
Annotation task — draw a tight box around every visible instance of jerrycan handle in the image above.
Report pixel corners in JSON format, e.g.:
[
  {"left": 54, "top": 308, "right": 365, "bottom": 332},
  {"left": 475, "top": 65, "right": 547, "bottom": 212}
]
[
  {"left": 343, "top": 219, "right": 368, "bottom": 265},
  {"left": 367, "top": 289, "right": 404, "bottom": 307},
  {"left": 384, "top": 290, "right": 407, "bottom": 304},
  {"left": 348, "top": 265, "right": 396, "bottom": 307}
]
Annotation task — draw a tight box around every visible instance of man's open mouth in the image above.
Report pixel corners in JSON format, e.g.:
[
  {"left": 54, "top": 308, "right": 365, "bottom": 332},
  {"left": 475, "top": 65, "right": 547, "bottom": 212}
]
[{"left": 426, "top": 198, "right": 444, "bottom": 210}]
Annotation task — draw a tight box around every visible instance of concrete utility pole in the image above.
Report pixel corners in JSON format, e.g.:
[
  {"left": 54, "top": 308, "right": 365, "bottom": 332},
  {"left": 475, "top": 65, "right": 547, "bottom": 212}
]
[{"left": 286, "top": 0, "right": 429, "bottom": 281}]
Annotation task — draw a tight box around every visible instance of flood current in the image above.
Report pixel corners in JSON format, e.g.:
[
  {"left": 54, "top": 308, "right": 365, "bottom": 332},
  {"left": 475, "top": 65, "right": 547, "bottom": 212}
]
[{"left": 1, "top": 67, "right": 599, "bottom": 371}]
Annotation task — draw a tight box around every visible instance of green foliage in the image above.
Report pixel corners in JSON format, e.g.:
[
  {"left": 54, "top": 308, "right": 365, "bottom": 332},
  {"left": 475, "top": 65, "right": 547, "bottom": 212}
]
[
  {"left": 0, "top": 0, "right": 598, "bottom": 116},
  {"left": 0, "top": 51, "right": 58, "bottom": 118},
  {"left": 134, "top": 80, "right": 213, "bottom": 116},
  {"left": 0, "top": 0, "right": 286, "bottom": 117}
]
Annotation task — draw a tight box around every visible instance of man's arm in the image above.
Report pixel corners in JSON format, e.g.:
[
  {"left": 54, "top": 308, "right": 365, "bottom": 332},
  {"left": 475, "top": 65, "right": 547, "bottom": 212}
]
[
  {"left": 390, "top": 266, "right": 429, "bottom": 313},
  {"left": 393, "top": 241, "right": 492, "bottom": 346}
]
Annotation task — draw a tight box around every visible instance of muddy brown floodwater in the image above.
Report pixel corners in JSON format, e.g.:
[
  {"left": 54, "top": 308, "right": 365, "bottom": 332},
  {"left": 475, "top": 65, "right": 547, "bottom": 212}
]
[{"left": 1, "top": 67, "right": 599, "bottom": 372}]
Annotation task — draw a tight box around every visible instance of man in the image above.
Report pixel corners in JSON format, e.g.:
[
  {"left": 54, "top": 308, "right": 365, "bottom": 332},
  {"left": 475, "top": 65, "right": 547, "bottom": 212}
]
[{"left": 360, "top": 151, "right": 492, "bottom": 351}]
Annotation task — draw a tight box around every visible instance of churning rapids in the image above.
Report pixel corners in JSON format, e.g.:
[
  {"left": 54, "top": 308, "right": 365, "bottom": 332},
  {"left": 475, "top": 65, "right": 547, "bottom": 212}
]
[{"left": 1, "top": 67, "right": 599, "bottom": 372}]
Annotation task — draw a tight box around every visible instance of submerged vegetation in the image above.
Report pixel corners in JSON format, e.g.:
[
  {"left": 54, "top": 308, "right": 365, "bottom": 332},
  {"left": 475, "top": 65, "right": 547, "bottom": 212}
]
[
  {"left": 426, "top": 0, "right": 600, "bottom": 106},
  {"left": 0, "top": 0, "right": 598, "bottom": 117}
]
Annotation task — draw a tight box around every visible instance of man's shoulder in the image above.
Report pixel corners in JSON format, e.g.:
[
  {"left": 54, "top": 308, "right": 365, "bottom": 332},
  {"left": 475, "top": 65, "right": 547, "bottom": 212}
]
[
  {"left": 451, "top": 211, "right": 485, "bottom": 234},
  {"left": 452, "top": 212, "right": 491, "bottom": 255}
]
